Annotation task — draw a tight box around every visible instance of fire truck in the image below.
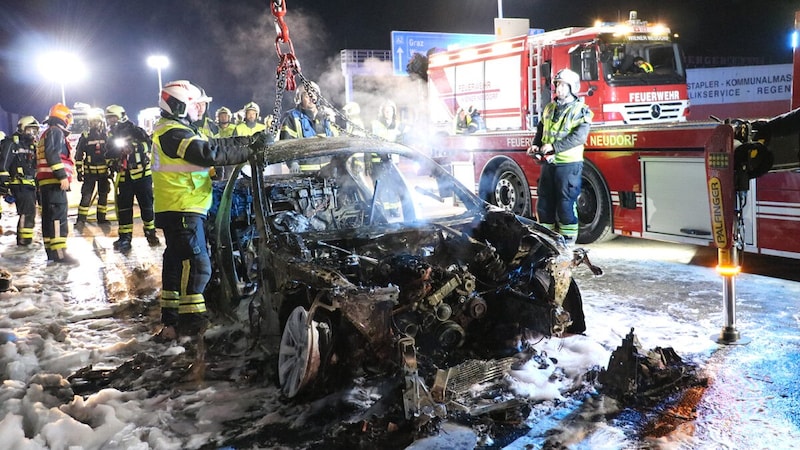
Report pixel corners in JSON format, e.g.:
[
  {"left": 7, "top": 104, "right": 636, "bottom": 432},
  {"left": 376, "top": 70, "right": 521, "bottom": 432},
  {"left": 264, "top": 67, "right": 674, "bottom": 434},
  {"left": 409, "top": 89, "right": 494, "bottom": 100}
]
[
  {"left": 428, "top": 13, "right": 800, "bottom": 259},
  {"left": 428, "top": 11, "right": 689, "bottom": 133}
]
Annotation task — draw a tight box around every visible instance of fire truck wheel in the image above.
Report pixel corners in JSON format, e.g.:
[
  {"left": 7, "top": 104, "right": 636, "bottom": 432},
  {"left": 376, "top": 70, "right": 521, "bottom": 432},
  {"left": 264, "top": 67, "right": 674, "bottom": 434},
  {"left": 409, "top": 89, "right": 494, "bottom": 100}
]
[
  {"left": 577, "top": 163, "right": 614, "bottom": 244},
  {"left": 490, "top": 161, "right": 531, "bottom": 217}
]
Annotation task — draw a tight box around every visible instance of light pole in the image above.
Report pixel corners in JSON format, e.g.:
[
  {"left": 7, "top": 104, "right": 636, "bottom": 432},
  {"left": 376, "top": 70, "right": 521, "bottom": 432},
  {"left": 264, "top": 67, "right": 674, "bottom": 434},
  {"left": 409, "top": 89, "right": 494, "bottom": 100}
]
[
  {"left": 497, "top": 0, "right": 503, "bottom": 18},
  {"left": 37, "top": 52, "right": 87, "bottom": 105},
  {"left": 147, "top": 55, "right": 169, "bottom": 101}
]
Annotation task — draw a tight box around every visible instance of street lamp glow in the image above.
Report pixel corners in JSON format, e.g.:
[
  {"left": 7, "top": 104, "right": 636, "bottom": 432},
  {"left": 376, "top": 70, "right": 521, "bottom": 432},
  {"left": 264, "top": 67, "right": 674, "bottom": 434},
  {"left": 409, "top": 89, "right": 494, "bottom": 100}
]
[
  {"left": 36, "top": 51, "right": 87, "bottom": 105},
  {"left": 147, "top": 55, "right": 169, "bottom": 100}
]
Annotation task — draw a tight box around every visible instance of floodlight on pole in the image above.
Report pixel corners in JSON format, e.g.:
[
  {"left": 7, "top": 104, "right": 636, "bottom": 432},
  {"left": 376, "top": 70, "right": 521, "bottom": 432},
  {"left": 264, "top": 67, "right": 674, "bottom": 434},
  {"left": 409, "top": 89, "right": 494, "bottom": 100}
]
[
  {"left": 147, "top": 55, "right": 169, "bottom": 100},
  {"left": 36, "top": 51, "right": 87, "bottom": 106}
]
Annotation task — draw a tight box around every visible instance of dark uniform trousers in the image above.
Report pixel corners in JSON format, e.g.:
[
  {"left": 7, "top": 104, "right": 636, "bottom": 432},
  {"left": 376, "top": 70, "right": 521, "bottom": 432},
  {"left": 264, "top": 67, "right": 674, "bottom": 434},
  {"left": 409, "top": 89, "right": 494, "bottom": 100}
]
[
  {"left": 79, "top": 173, "right": 111, "bottom": 221},
  {"left": 40, "top": 184, "right": 69, "bottom": 260},
  {"left": 10, "top": 185, "right": 37, "bottom": 244},
  {"left": 155, "top": 212, "right": 211, "bottom": 326},
  {"left": 117, "top": 174, "right": 155, "bottom": 234}
]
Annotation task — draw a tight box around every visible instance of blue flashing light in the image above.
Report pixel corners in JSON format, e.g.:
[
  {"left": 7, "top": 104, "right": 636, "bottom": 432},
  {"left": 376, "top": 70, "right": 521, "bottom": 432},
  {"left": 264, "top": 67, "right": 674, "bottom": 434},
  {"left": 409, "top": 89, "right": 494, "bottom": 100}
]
[{"left": 792, "top": 30, "right": 798, "bottom": 50}]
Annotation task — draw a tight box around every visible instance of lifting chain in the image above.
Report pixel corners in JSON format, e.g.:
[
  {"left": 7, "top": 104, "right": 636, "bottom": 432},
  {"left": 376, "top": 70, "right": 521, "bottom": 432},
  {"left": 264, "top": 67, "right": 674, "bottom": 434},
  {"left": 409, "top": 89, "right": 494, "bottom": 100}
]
[
  {"left": 269, "top": 0, "right": 298, "bottom": 138},
  {"left": 268, "top": 0, "right": 379, "bottom": 140}
]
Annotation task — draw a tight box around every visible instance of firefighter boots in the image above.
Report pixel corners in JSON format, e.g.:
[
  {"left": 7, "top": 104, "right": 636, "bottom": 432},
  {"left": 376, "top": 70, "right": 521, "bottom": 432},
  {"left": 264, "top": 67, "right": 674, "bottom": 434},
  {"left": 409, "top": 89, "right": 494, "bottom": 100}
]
[
  {"left": 97, "top": 213, "right": 110, "bottom": 224},
  {"left": 144, "top": 229, "right": 160, "bottom": 247},
  {"left": 113, "top": 233, "right": 133, "bottom": 253}
]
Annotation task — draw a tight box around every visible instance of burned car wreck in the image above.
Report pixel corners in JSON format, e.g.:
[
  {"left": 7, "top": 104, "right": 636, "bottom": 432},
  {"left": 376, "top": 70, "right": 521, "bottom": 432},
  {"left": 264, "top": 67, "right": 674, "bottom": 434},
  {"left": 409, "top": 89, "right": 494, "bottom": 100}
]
[{"left": 207, "top": 136, "right": 596, "bottom": 423}]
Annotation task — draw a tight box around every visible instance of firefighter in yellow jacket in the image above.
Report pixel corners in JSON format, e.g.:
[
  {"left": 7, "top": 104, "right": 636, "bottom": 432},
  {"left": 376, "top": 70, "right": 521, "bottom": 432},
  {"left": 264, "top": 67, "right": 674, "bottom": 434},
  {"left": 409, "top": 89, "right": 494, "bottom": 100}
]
[
  {"left": 152, "top": 80, "right": 267, "bottom": 340},
  {"left": 527, "top": 69, "right": 593, "bottom": 243},
  {"left": 36, "top": 103, "right": 78, "bottom": 264}
]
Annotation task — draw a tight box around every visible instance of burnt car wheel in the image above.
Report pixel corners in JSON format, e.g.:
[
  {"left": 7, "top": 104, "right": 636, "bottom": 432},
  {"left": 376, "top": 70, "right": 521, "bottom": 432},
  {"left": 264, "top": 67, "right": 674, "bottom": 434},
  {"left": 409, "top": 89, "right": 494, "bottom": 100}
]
[
  {"left": 490, "top": 160, "right": 531, "bottom": 217},
  {"left": 278, "top": 306, "right": 321, "bottom": 398}
]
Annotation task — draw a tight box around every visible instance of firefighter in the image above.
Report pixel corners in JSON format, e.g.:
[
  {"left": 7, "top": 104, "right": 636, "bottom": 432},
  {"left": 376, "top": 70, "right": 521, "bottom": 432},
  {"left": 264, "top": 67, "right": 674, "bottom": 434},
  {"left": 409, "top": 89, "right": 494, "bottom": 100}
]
[
  {"left": 0, "top": 130, "right": 7, "bottom": 222},
  {"left": 215, "top": 106, "right": 236, "bottom": 138},
  {"left": 193, "top": 107, "right": 219, "bottom": 139},
  {"left": 526, "top": 68, "right": 593, "bottom": 244},
  {"left": 371, "top": 99, "right": 404, "bottom": 142},
  {"left": 36, "top": 103, "right": 78, "bottom": 264},
  {"left": 0, "top": 116, "right": 40, "bottom": 245},
  {"left": 454, "top": 105, "right": 485, "bottom": 134},
  {"left": 151, "top": 79, "right": 268, "bottom": 340},
  {"left": 233, "top": 101, "right": 266, "bottom": 137},
  {"left": 634, "top": 56, "right": 653, "bottom": 73},
  {"left": 105, "top": 104, "right": 159, "bottom": 251},
  {"left": 342, "top": 101, "right": 366, "bottom": 136},
  {"left": 279, "top": 81, "right": 338, "bottom": 140},
  {"left": 74, "top": 111, "right": 112, "bottom": 225}
]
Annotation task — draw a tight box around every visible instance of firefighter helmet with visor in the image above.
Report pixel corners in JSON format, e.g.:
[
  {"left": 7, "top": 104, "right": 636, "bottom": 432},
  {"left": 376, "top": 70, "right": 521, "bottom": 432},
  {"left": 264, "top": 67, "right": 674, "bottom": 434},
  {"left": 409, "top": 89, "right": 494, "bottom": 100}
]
[
  {"left": 159, "top": 80, "right": 213, "bottom": 119},
  {"left": 105, "top": 105, "right": 126, "bottom": 121},
  {"left": 243, "top": 102, "right": 260, "bottom": 115},
  {"left": 553, "top": 69, "right": 581, "bottom": 95},
  {"left": 17, "top": 116, "right": 41, "bottom": 133},
  {"left": 48, "top": 103, "right": 73, "bottom": 127}
]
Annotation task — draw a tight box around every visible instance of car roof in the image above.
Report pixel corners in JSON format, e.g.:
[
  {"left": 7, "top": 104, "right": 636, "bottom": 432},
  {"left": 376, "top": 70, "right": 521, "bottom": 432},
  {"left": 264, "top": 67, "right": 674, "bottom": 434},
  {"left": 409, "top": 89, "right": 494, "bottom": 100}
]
[{"left": 262, "top": 136, "right": 419, "bottom": 164}]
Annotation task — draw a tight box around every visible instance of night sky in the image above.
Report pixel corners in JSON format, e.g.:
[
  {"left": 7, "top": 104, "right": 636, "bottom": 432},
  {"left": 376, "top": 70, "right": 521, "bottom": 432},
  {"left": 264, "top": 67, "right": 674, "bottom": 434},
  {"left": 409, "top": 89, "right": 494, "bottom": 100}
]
[{"left": 0, "top": 0, "right": 797, "bottom": 124}]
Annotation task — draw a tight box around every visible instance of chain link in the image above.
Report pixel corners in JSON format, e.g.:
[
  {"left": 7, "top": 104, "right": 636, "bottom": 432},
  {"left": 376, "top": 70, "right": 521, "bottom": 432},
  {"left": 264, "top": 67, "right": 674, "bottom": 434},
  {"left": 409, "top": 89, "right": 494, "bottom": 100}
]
[{"left": 268, "top": 0, "right": 384, "bottom": 141}]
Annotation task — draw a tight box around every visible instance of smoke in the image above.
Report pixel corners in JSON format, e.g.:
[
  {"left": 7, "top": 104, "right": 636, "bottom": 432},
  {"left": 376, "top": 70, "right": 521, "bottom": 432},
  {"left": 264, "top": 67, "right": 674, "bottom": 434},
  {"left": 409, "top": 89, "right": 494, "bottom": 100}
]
[
  {"left": 187, "top": 1, "right": 433, "bottom": 150},
  {"left": 189, "top": 1, "right": 336, "bottom": 119}
]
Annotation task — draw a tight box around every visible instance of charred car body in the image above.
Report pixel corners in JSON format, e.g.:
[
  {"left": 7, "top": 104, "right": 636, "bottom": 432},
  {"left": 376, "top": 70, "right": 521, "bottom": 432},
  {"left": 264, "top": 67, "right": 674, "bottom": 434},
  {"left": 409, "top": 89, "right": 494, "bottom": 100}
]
[{"left": 208, "top": 136, "right": 594, "bottom": 420}]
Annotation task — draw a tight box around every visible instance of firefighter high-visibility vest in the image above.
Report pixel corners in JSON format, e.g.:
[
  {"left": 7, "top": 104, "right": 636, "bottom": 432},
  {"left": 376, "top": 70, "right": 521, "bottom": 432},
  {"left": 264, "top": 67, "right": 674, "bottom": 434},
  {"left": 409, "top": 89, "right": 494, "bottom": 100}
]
[
  {"left": 36, "top": 124, "right": 74, "bottom": 186},
  {"left": 151, "top": 118, "right": 213, "bottom": 215},
  {"left": 233, "top": 121, "right": 266, "bottom": 137},
  {"left": 540, "top": 99, "right": 593, "bottom": 164}
]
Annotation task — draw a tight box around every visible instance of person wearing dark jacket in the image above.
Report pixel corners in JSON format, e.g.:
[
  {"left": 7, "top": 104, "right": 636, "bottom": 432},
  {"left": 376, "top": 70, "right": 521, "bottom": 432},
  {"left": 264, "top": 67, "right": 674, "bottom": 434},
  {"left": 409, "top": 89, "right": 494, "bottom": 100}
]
[
  {"left": 0, "top": 116, "right": 40, "bottom": 245},
  {"left": 151, "top": 79, "right": 267, "bottom": 340},
  {"left": 105, "top": 104, "right": 158, "bottom": 251},
  {"left": 74, "top": 112, "right": 112, "bottom": 225},
  {"left": 36, "top": 103, "right": 78, "bottom": 264}
]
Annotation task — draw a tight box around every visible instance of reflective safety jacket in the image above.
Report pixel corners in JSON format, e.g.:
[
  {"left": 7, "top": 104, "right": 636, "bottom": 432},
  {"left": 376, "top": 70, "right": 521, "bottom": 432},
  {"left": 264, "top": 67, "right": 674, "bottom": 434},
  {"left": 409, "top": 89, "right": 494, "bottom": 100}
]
[
  {"left": 1, "top": 132, "right": 37, "bottom": 187},
  {"left": 107, "top": 120, "right": 153, "bottom": 182},
  {"left": 537, "top": 98, "right": 593, "bottom": 164},
  {"left": 279, "top": 108, "right": 338, "bottom": 140},
  {"left": 216, "top": 123, "right": 237, "bottom": 138},
  {"left": 36, "top": 120, "right": 74, "bottom": 186},
  {"left": 75, "top": 128, "right": 109, "bottom": 176},
  {"left": 233, "top": 120, "right": 266, "bottom": 137},
  {"left": 151, "top": 116, "right": 253, "bottom": 215}
]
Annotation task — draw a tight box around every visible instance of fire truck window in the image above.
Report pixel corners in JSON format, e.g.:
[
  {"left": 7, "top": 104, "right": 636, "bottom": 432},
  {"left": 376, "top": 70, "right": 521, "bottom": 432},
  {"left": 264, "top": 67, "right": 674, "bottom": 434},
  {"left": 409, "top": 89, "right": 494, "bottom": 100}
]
[{"left": 580, "top": 48, "right": 598, "bottom": 81}]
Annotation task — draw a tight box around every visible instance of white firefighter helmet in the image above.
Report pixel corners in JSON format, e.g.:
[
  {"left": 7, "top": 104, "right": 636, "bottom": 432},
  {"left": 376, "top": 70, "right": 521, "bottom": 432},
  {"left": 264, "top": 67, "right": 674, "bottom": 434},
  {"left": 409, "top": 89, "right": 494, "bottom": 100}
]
[
  {"left": 159, "top": 80, "right": 213, "bottom": 118},
  {"left": 17, "top": 116, "right": 41, "bottom": 133},
  {"left": 294, "top": 81, "right": 320, "bottom": 105},
  {"left": 342, "top": 102, "right": 361, "bottom": 117},
  {"left": 105, "top": 104, "right": 127, "bottom": 121},
  {"left": 216, "top": 106, "right": 232, "bottom": 117},
  {"left": 553, "top": 69, "right": 581, "bottom": 95},
  {"left": 243, "top": 102, "right": 260, "bottom": 115}
]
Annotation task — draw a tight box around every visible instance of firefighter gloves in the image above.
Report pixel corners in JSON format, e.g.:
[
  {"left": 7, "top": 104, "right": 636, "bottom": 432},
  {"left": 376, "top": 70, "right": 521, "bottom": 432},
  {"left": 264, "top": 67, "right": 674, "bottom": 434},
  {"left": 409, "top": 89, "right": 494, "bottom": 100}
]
[{"left": 248, "top": 131, "right": 272, "bottom": 154}]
